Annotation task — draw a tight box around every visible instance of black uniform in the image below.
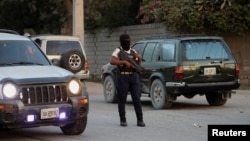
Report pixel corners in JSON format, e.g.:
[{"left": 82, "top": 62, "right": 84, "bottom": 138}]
[{"left": 112, "top": 33, "right": 145, "bottom": 127}]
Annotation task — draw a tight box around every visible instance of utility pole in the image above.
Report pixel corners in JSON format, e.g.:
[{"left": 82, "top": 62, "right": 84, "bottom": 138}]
[{"left": 72, "top": 0, "right": 84, "bottom": 45}]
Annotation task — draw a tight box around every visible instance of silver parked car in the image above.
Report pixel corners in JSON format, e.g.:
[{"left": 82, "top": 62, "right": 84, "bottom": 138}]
[{"left": 31, "top": 35, "right": 90, "bottom": 80}]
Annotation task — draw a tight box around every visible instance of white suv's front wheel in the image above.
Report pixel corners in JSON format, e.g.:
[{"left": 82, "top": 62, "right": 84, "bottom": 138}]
[{"left": 60, "top": 117, "right": 87, "bottom": 135}]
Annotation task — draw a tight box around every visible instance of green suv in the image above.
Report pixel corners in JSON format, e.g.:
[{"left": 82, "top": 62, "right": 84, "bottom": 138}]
[{"left": 101, "top": 35, "right": 240, "bottom": 109}]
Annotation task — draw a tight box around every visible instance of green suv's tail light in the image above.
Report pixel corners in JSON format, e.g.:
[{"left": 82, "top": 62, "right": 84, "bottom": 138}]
[
  {"left": 175, "top": 66, "right": 184, "bottom": 79},
  {"left": 236, "top": 64, "right": 240, "bottom": 77}
]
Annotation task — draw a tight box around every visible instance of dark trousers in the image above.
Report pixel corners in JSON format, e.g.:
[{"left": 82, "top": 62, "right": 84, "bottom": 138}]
[{"left": 117, "top": 72, "right": 142, "bottom": 116}]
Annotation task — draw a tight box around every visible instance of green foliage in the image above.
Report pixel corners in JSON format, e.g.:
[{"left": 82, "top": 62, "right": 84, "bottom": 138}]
[
  {"left": 0, "top": 0, "right": 67, "bottom": 34},
  {"left": 137, "top": 0, "right": 250, "bottom": 35},
  {"left": 84, "top": 0, "right": 141, "bottom": 31},
  {"left": 1, "top": 0, "right": 248, "bottom": 35}
]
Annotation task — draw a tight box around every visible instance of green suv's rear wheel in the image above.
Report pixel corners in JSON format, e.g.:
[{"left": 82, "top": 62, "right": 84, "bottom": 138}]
[
  {"left": 205, "top": 92, "right": 227, "bottom": 106},
  {"left": 103, "top": 76, "right": 118, "bottom": 103},
  {"left": 150, "top": 79, "right": 172, "bottom": 109}
]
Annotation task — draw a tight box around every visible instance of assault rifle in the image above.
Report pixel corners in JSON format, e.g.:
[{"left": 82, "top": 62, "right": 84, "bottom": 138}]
[{"left": 119, "top": 47, "right": 144, "bottom": 74}]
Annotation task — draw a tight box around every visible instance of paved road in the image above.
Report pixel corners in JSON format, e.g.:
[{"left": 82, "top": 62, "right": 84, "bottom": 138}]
[{"left": 0, "top": 82, "right": 250, "bottom": 141}]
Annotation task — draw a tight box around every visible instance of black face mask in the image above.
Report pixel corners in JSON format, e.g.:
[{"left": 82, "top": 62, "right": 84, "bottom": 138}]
[{"left": 120, "top": 34, "right": 131, "bottom": 51}]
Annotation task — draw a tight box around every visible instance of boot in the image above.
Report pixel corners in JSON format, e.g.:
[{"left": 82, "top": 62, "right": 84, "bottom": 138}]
[
  {"left": 119, "top": 113, "right": 127, "bottom": 127},
  {"left": 136, "top": 113, "right": 145, "bottom": 127},
  {"left": 137, "top": 119, "right": 145, "bottom": 127},
  {"left": 120, "top": 117, "right": 127, "bottom": 126}
]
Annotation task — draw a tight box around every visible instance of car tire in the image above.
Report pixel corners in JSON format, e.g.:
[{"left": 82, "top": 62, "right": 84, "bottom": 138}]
[
  {"left": 205, "top": 92, "right": 227, "bottom": 106},
  {"left": 150, "top": 79, "right": 172, "bottom": 109},
  {"left": 60, "top": 116, "right": 87, "bottom": 135},
  {"left": 61, "top": 50, "right": 85, "bottom": 73},
  {"left": 103, "top": 75, "right": 118, "bottom": 103}
]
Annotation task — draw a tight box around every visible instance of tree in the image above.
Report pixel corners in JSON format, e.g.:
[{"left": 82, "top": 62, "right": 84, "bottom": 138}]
[
  {"left": 137, "top": 0, "right": 250, "bottom": 35},
  {"left": 0, "top": 0, "right": 67, "bottom": 35},
  {"left": 84, "top": 0, "right": 142, "bottom": 31}
]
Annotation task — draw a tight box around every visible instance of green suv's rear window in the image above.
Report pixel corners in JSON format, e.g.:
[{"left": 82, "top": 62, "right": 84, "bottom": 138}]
[{"left": 181, "top": 39, "right": 232, "bottom": 60}]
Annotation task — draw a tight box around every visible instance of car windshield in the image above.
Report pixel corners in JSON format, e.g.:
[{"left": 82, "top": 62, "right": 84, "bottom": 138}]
[
  {"left": 181, "top": 39, "right": 233, "bottom": 60},
  {"left": 0, "top": 40, "right": 50, "bottom": 66}
]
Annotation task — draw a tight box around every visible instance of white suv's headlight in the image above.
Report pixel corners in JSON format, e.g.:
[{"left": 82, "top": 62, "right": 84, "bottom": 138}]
[
  {"left": 3, "top": 83, "right": 18, "bottom": 98},
  {"left": 68, "top": 79, "right": 81, "bottom": 95}
]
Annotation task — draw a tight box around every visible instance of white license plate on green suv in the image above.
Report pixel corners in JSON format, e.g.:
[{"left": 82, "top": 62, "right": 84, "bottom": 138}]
[
  {"left": 204, "top": 67, "right": 216, "bottom": 75},
  {"left": 41, "top": 108, "right": 59, "bottom": 119}
]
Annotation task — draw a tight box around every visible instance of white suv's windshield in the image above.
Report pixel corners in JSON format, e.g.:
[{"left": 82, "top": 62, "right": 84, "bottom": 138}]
[{"left": 0, "top": 40, "right": 50, "bottom": 66}]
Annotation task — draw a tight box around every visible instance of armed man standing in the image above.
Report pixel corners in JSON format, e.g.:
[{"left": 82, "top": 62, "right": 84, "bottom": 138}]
[{"left": 110, "top": 33, "right": 145, "bottom": 127}]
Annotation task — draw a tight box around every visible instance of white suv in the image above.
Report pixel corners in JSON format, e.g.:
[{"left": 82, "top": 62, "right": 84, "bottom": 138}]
[
  {"left": 0, "top": 32, "right": 89, "bottom": 135},
  {"left": 31, "top": 35, "right": 89, "bottom": 80}
]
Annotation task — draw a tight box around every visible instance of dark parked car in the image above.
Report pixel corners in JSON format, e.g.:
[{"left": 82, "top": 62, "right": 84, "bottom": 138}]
[
  {"left": 0, "top": 31, "right": 89, "bottom": 135},
  {"left": 101, "top": 34, "right": 240, "bottom": 109}
]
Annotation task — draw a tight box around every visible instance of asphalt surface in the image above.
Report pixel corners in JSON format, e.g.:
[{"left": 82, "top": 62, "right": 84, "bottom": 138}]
[{"left": 0, "top": 81, "right": 249, "bottom": 141}]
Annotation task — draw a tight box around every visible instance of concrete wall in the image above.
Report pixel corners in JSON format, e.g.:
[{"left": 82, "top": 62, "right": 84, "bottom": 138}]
[
  {"left": 222, "top": 34, "right": 250, "bottom": 86},
  {"left": 84, "top": 23, "right": 250, "bottom": 86}
]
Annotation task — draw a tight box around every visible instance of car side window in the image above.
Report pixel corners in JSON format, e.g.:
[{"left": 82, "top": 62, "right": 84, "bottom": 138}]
[
  {"left": 162, "top": 42, "right": 176, "bottom": 61},
  {"left": 143, "top": 42, "right": 158, "bottom": 62},
  {"left": 131, "top": 43, "right": 145, "bottom": 55},
  {"left": 151, "top": 43, "right": 161, "bottom": 62}
]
